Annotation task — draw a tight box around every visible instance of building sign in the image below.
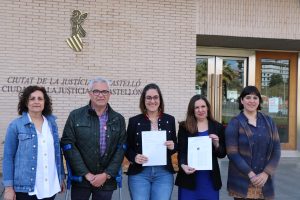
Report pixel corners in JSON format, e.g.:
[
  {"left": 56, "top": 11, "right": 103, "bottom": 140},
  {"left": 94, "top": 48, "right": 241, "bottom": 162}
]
[{"left": 1, "top": 76, "right": 143, "bottom": 96}]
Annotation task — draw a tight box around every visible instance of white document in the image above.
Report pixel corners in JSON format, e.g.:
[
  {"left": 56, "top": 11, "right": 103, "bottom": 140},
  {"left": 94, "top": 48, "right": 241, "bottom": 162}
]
[
  {"left": 188, "top": 136, "right": 212, "bottom": 170},
  {"left": 142, "top": 130, "right": 167, "bottom": 166}
]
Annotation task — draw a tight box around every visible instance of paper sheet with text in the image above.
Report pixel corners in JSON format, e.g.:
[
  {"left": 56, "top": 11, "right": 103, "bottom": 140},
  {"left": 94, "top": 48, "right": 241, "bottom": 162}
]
[
  {"left": 188, "top": 136, "right": 212, "bottom": 170},
  {"left": 142, "top": 130, "right": 167, "bottom": 166}
]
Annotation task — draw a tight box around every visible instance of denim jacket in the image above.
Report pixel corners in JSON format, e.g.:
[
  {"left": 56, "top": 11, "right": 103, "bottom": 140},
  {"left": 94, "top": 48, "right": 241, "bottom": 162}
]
[{"left": 2, "top": 112, "right": 64, "bottom": 193}]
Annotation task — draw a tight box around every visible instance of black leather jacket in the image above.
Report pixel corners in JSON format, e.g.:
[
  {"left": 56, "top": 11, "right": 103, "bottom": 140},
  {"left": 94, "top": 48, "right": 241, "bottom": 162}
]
[{"left": 61, "top": 103, "right": 126, "bottom": 190}]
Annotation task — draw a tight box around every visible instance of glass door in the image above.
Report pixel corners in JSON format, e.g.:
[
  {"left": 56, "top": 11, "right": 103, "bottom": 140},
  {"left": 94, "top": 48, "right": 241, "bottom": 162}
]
[
  {"left": 256, "top": 51, "right": 297, "bottom": 150},
  {"left": 196, "top": 56, "right": 248, "bottom": 124}
]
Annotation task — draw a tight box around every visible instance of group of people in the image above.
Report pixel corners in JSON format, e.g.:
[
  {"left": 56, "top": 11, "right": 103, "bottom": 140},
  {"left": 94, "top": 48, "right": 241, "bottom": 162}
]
[{"left": 2, "top": 76, "right": 281, "bottom": 200}]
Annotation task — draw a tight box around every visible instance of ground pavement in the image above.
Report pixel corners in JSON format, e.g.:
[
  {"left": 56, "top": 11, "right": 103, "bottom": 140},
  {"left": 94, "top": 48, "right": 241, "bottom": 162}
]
[{"left": 1, "top": 157, "right": 299, "bottom": 200}]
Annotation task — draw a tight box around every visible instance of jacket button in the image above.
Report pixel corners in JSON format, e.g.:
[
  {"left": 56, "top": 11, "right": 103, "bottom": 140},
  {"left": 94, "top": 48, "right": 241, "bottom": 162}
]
[
  {"left": 166, "top": 121, "right": 169, "bottom": 123},
  {"left": 32, "top": 167, "right": 34, "bottom": 170},
  {"left": 138, "top": 123, "right": 140, "bottom": 125},
  {"left": 33, "top": 145, "right": 36, "bottom": 148},
  {"left": 136, "top": 143, "right": 139, "bottom": 146},
  {"left": 136, "top": 132, "right": 139, "bottom": 135}
]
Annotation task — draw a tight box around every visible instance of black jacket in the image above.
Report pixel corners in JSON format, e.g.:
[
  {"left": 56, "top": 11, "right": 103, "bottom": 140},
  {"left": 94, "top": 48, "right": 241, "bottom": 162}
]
[
  {"left": 125, "top": 113, "right": 177, "bottom": 175},
  {"left": 61, "top": 103, "right": 126, "bottom": 190},
  {"left": 175, "top": 120, "right": 226, "bottom": 190}
]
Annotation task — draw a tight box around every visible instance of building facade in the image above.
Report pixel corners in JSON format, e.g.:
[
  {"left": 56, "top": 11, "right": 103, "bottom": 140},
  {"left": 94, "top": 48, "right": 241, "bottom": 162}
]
[{"left": 0, "top": 0, "right": 299, "bottom": 169}]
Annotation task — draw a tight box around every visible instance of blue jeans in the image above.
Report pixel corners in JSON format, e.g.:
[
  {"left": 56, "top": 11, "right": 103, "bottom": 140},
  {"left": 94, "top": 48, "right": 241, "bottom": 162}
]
[{"left": 128, "top": 166, "right": 174, "bottom": 200}]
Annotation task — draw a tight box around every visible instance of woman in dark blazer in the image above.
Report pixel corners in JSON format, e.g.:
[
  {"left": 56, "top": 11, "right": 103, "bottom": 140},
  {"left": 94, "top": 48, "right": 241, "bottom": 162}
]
[
  {"left": 125, "top": 83, "right": 177, "bottom": 200},
  {"left": 175, "top": 94, "right": 226, "bottom": 200}
]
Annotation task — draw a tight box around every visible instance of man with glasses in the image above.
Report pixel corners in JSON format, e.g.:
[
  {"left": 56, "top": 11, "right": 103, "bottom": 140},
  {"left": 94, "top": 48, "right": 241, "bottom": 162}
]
[{"left": 61, "top": 77, "right": 126, "bottom": 200}]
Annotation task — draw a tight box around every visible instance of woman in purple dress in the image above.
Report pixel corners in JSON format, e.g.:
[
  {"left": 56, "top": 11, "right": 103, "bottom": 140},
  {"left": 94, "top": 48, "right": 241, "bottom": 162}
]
[{"left": 175, "top": 95, "right": 226, "bottom": 200}]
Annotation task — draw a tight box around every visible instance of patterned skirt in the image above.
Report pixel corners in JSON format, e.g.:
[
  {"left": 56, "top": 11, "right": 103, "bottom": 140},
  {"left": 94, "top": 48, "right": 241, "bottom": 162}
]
[{"left": 229, "top": 185, "right": 264, "bottom": 199}]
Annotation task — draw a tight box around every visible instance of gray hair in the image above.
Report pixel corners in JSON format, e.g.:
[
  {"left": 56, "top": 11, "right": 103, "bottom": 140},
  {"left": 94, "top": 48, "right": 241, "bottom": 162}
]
[{"left": 87, "top": 77, "right": 111, "bottom": 91}]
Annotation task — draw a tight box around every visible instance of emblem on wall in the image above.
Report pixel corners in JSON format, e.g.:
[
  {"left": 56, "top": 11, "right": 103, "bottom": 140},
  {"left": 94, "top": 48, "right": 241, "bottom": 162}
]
[{"left": 66, "top": 10, "right": 88, "bottom": 52}]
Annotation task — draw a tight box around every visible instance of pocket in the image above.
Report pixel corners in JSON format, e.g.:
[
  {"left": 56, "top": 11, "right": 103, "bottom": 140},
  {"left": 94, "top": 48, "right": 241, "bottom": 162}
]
[
  {"left": 111, "top": 125, "right": 120, "bottom": 133},
  {"left": 75, "top": 120, "right": 91, "bottom": 130},
  {"left": 74, "top": 120, "right": 91, "bottom": 141},
  {"left": 17, "top": 134, "right": 33, "bottom": 150},
  {"left": 18, "top": 133, "right": 32, "bottom": 140}
]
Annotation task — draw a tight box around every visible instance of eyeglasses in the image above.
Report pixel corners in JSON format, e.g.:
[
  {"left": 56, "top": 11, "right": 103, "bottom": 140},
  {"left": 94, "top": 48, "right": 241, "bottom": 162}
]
[
  {"left": 145, "top": 95, "right": 159, "bottom": 101},
  {"left": 91, "top": 90, "right": 110, "bottom": 96}
]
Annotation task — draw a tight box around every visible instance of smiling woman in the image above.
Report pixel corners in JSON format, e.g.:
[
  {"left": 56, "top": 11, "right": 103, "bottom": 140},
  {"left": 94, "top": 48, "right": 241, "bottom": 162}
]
[
  {"left": 125, "top": 83, "right": 177, "bottom": 200},
  {"left": 2, "top": 86, "right": 65, "bottom": 200},
  {"left": 175, "top": 94, "right": 226, "bottom": 200},
  {"left": 225, "top": 86, "right": 281, "bottom": 200}
]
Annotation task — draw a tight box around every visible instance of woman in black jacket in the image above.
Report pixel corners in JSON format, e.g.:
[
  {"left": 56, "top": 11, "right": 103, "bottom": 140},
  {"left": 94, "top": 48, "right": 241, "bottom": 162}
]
[
  {"left": 125, "top": 83, "right": 177, "bottom": 200},
  {"left": 175, "top": 95, "right": 226, "bottom": 200}
]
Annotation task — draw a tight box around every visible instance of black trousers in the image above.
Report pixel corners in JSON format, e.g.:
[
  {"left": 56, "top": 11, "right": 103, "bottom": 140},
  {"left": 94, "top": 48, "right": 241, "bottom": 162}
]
[
  {"left": 71, "top": 185, "right": 113, "bottom": 200},
  {"left": 16, "top": 192, "right": 55, "bottom": 200}
]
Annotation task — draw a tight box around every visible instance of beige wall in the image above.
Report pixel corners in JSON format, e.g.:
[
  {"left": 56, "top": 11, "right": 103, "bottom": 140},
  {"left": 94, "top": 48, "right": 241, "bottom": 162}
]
[
  {"left": 197, "top": 0, "right": 300, "bottom": 39},
  {"left": 0, "top": 0, "right": 196, "bottom": 167}
]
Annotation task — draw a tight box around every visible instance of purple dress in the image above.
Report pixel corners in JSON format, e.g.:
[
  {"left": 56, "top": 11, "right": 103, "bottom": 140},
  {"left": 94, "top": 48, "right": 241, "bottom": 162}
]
[{"left": 178, "top": 130, "right": 219, "bottom": 200}]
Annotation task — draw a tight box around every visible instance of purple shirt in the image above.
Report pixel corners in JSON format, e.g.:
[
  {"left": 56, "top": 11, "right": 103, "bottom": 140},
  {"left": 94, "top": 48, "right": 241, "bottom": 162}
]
[{"left": 99, "top": 107, "right": 108, "bottom": 156}]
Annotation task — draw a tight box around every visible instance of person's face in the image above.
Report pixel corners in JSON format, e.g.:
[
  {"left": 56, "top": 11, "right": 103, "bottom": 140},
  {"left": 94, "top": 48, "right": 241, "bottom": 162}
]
[
  {"left": 194, "top": 99, "right": 208, "bottom": 121},
  {"left": 27, "top": 90, "right": 45, "bottom": 115},
  {"left": 145, "top": 89, "right": 160, "bottom": 113},
  {"left": 241, "top": 94, "right": 260, "bottom": 112},
  {"left": 88, "top": 82, "right": 111, "bottom": 109}
]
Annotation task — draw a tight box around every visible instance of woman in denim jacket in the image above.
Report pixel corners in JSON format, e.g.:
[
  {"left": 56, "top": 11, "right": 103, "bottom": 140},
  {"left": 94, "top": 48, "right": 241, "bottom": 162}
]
[{"left": 2, "top": 86, "right": 65, "bottom": 200}]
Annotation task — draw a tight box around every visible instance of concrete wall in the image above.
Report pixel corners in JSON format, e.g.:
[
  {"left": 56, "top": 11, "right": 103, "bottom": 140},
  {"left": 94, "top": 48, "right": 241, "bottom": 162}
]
[
  {"left": 0, "top": 0, "right": 196, "bottom": 167},
  {"left": 197, "top": 0, "right": 300, "bottom": 39}
]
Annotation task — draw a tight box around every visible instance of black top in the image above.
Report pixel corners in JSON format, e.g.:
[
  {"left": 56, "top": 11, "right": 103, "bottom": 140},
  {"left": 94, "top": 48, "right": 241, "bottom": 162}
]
[
  {"left": 125, "top": 113, "right": 177, "bottom": 175},
  {"left": 175, "top": 120, "right": 226, "bottom": 190}
]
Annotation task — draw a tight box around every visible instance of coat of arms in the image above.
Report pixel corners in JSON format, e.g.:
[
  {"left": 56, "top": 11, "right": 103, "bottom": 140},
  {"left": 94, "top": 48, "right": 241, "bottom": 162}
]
[{"left": 66, "top": 10, "right": 88, "bottom": 52}]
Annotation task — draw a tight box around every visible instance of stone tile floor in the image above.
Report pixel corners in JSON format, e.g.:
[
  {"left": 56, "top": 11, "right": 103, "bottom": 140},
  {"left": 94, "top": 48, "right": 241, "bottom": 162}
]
[{"left": 1, "top": 157, "right": 299, "bottom": 200}]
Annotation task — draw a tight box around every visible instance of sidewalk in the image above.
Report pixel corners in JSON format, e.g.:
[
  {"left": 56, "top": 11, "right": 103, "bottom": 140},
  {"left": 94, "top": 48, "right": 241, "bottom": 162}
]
[{"left": 1, "top": 157, "right": 300, "bottom": 200}]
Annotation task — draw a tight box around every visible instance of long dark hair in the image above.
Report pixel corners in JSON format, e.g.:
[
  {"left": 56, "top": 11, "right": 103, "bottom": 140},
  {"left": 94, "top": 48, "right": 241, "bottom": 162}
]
[
  {"left": 18, "top": 85, "right": 52, "bottom": 116},
  {"left": 184, "top": 94, "right": 214, "bottom": 133},
  {"left": 238, "top": 85, "right": 263, "bottom": 110},
  {"left": 139, "top": 83, "right": 164, "bottom": 114}
]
